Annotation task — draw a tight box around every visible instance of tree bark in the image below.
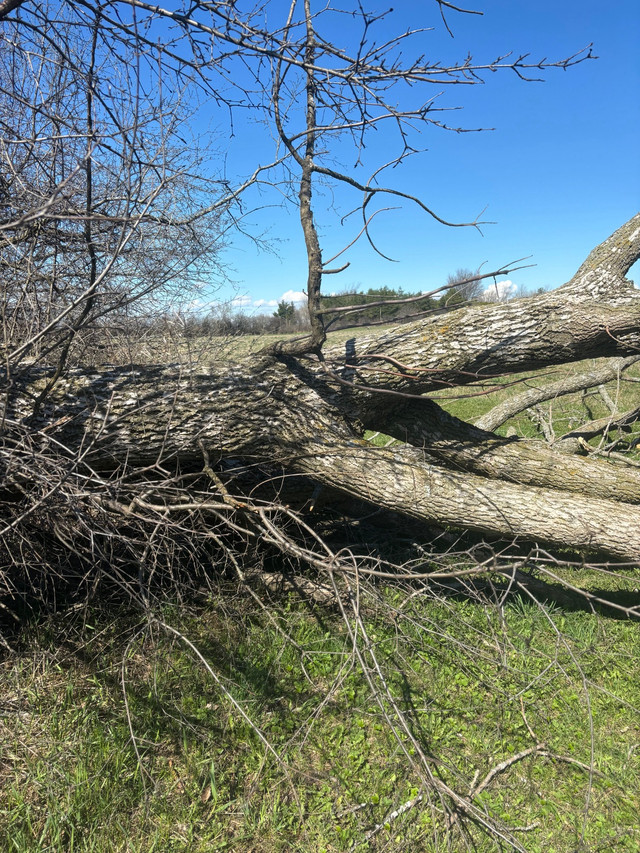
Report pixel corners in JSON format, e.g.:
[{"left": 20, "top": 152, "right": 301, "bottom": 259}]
[
  {"left": 327, "top": 214, "right": 640, "bottom": 398},
  {"left": 5, "top": 362, "right": 640, "bottom": 562},
  {"left": 370, "top": 397, "right": 640, "bottom": 504},
  {"left": 3, "top": 215, "right": 640, "bottom": 563}
]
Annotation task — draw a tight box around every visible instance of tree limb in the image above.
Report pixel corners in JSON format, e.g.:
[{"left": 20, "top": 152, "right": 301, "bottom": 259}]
[{"left": 475, "top": 356, "right": 640, "bottom": 432}]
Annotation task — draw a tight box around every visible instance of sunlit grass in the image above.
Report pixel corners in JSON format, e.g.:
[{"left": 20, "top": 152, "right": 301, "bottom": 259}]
[
  {"left": 432, "top": 358, "right": 640, "bottom": 442},
  {"left": 1, "top": 582, "right": 639, "bottom": 852}
]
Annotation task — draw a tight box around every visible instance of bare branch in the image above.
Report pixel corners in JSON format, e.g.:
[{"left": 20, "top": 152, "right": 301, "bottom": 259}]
[{"left": 475, "top": 356, "right": 640, "bottom": 432}]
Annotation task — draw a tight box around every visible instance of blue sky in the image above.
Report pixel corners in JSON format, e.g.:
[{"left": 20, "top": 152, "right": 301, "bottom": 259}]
[{"left": 196, "top": 0, "right": 640, "bottom": 313}]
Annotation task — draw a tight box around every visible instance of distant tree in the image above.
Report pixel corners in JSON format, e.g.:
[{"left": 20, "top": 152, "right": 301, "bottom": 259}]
[
  {"left": 440, "top": 268, "right": 484, "bottom": 307},
  {"left": 321, "top": 286, "right": 432, "bottom": 328},
  {"left": 274, "top": 300, "right": 296, "bottom": 327}
]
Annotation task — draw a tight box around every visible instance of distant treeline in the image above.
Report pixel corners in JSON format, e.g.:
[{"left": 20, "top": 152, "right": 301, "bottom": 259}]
[
  {"left": 114, "top": 302, "right": 312, "bottom": 339},
  {"left": 183, "top": 303, "right": 310, "bottom": 337},
  {"left": 320, "top": 285, "right": 439, "bottom": 329},
  {"left": 113, "top": 282, "right": 543, "bottom": 339}
]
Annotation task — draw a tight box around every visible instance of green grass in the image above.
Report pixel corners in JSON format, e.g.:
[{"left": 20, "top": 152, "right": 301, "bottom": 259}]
[
  {"left": 1, "top": 579, "right": 639, "bottom": 852},
  {"left": 432, "top": 358, "right": 640, "bottom": 444}
]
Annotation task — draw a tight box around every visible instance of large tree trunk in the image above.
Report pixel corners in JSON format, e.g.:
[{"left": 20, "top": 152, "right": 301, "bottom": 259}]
[{"left": 3, "top": 215, "right": 640, "bottom": 563}]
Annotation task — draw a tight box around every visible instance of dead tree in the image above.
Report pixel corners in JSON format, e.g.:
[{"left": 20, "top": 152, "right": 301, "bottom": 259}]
[
  {"left": 0, "top": 0, "right": 638, "bottom": 572},
  {"left": 2, "top": 7, "right": 640, "bottom": 848},
  {"left": 3, "top": 214, "right": 639, "bottom": 566},
  {"left": 1, "top": 1, "right": 637, "bottom": 600}
]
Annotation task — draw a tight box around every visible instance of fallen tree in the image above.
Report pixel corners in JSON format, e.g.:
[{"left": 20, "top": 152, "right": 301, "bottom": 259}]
[
  {"left": 3, "top": 6, "right": 640, "bottom": 847},
  {"left": 4, "top": 214, "right": 640, "bottom": 566},
  {"left": 5, "top": 0, "right": 637, "bottom": 577}
]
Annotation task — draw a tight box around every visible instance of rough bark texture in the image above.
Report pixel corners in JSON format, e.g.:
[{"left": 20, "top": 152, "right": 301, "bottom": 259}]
[
  {"left": 326, "top": 214, "right": 640, "bottom": 398},
  {"left": 3, "top": 214, "right": 640, "bottom": 563},
  {"left": 372, "top": 398, "right": 640, "bottom": 504}
]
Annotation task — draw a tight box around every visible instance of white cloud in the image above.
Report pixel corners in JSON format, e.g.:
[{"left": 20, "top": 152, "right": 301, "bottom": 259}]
[
  {"left": 279, "top": 289, "right": 306, "bottom": 305},
  {"left": 231, "top": 294, "right": 253, "bottom": 308},
  {"left": 253, "top": 298, "right": 278, "bottom": 308},
  {"left": 481, "top": 279, "right": 517, "bottom": 302}
]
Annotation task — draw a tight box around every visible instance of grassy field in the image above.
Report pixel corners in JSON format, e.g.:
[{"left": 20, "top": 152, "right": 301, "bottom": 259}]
[
  {"left": 2, "top": 332, "right": 640, "bottom": 851},
  {"left": 1, "top": 577, "right": 639, "bottom": 852},
  {"left": 0, "top": 574, "right": 640, "bottom": 853}
]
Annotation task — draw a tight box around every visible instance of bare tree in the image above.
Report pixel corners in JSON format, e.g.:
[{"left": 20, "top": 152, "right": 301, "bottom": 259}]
[
  {"left": 0, "top": 0, "right": 230, "bottom": 376},
  {"left": 439, "top": 267, "right": 485, "bottom": 307}
]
